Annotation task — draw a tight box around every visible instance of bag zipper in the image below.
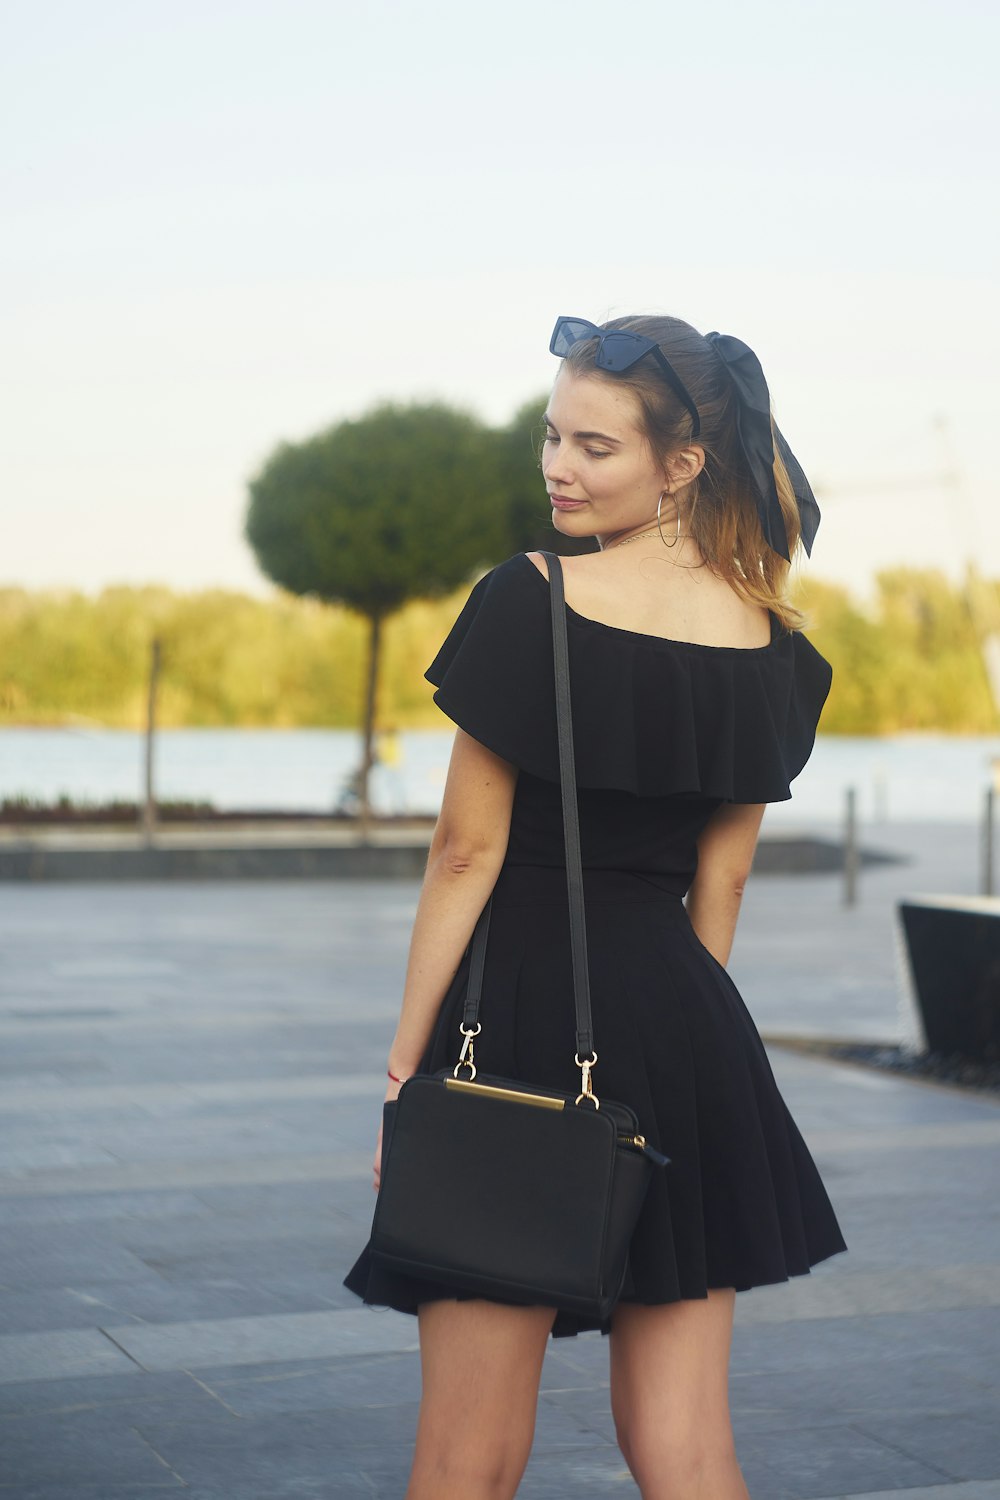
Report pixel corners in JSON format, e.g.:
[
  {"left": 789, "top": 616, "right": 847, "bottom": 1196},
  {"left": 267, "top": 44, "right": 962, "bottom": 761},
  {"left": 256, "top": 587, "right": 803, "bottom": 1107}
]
[{"left": 618, "top": 1133, "right": 671, "bottom": 1166}]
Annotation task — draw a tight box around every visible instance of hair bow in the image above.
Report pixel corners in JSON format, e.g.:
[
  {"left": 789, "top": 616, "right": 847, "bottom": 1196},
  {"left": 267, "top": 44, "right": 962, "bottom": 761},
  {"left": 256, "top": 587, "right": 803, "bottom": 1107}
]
[{"left": 704, "top": 331, "right": 821, "bottom": 561}]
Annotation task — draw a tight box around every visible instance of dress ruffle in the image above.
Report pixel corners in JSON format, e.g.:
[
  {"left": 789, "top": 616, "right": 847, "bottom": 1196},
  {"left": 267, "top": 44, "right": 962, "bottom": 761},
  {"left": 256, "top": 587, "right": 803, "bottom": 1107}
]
[{"left": 425, "top": 552, "right": 832, "bottom": 802}]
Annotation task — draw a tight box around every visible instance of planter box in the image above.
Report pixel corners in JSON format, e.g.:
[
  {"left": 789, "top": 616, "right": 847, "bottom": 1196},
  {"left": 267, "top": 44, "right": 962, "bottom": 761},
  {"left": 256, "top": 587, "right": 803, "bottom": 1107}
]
[{"left": 899, "top": 896, "right": 1000, "bottom": 1061}]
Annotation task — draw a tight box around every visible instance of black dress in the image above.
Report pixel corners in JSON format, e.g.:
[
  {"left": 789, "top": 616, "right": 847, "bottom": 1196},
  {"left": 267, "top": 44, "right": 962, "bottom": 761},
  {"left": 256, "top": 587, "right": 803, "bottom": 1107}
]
[{"left": 343, "top": 552, "right": 848, "bottom": 1338}]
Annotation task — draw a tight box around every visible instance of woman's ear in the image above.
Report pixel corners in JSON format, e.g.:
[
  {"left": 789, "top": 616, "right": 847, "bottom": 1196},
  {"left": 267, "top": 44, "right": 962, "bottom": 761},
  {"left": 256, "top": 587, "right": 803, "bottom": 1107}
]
[{"left": 665, "top": 444, "right": 706, "bottom": 489}]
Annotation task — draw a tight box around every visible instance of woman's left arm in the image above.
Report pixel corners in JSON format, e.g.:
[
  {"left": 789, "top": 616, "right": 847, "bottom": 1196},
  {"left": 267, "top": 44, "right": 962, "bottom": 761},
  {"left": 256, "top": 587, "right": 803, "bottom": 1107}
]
[
  {"left": 684, "top": 801, "right": 767, "bottom": 968},
  {"left": 386, "top": 727, "right": 518, "bottom": 1082}
]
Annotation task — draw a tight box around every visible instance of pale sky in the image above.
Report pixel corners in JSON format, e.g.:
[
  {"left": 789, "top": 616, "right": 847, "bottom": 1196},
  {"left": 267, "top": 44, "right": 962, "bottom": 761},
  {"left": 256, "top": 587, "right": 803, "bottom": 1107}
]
[{"left": 3, "top": 0, "right": 997, "bottom": 604}]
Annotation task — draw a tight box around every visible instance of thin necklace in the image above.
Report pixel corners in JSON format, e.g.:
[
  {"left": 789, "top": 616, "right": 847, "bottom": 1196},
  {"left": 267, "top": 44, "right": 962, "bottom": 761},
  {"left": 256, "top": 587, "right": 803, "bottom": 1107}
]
[{"left": 608, "top": 527, "right": 691, "bottom": 549}]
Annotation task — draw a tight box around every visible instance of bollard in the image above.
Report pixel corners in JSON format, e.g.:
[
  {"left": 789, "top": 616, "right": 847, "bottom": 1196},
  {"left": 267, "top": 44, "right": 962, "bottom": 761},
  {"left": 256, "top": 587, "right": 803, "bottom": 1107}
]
[
  {"left": 843, "top": 786, "right": 858, "bottom": 907},
  {"left": 141, "top": 637, "right": 161, "bottom": 847},
  {"left": 982, "top": 785, "right": 995, "bottom": 897}
]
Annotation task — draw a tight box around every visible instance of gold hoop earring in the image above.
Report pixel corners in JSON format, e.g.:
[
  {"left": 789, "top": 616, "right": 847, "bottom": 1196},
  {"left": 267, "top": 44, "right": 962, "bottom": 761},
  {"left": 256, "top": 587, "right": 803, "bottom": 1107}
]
[{"left": 657, "top": 490, "right": 681, "bottom": 548}]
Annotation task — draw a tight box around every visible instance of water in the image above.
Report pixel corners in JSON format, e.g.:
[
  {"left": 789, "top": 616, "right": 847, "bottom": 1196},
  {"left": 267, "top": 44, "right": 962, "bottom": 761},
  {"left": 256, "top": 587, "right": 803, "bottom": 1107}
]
[{"left": 2, "top": 728, "right": 999, "bottom": 824}]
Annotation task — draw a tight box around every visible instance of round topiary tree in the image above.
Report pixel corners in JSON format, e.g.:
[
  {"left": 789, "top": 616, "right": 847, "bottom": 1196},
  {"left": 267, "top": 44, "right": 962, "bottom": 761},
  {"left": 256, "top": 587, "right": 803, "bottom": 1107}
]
[{"left": 245, "top": 402, "right": 509, "bottom": 831}]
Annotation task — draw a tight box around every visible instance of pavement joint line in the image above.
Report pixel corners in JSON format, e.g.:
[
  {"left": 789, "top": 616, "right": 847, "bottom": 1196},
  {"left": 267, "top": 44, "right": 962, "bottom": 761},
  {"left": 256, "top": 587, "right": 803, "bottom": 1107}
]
[
  {"left": 732, "top": 1264, "right": 1000, "bottom": 1325},
  {"left": 96, "top": 1325, "right": 150, "bottom": 1374},
  {"left": 0, "top": 1150, "right": 372, "bottom": 1196},
  {"left": 806, "top": 1488, "right": 1000, "bottom": 1499},
  {"left": 2, "top": 1266, "right": 998, "bottom": 1386},
  {"left": 0, "top": 1073, "right": 388, "bottom": 1113},
  {"left": 0, "top": 1008, "right": 401, "bottom": 1039}
]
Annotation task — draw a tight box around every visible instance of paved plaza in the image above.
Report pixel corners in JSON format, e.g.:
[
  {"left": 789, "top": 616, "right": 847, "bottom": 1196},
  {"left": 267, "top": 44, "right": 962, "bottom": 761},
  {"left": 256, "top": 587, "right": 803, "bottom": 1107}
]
[{"left": 1, "top": 819, "right": 999, "bottom": 1498}]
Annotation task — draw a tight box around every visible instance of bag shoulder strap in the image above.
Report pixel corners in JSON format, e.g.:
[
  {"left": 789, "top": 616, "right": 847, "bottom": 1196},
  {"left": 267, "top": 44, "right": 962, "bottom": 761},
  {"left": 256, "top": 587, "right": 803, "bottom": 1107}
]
[{"left": 461, "top": 551, "right": 595, "bottom": 1062}]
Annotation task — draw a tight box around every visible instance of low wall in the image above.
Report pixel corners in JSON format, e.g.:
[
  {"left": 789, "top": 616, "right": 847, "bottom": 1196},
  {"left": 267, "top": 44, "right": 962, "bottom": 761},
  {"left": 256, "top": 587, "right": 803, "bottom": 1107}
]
[{"left": 0, "top": 830, "right": 903, "bottom": 881}]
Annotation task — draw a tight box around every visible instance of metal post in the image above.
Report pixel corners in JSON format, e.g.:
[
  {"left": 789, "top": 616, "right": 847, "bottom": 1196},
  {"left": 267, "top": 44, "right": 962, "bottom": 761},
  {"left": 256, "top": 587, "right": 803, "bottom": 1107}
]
[
  {"left": 982, "top": 784, "right": 995, "bottom": 897},
  {"left": 141, "top": 637, "right": 161, "bottom": 847},
  {"left": 843, "top": 786, "right": 858, "bottom": 907}
]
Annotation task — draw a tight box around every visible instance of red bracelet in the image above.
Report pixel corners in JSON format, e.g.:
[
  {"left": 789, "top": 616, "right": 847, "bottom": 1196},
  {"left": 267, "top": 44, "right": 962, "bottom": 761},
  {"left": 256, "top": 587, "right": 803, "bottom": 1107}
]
[{"left": 387, "top": 1068, "right": 405, "bottom": 1083}]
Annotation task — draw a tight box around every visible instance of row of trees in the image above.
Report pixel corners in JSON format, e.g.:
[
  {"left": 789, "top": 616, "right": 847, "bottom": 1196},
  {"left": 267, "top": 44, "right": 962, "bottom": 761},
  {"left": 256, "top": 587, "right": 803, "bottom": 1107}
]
[
  {"left": 2, "top": 565, "right": 997, "bottom": 735},
  {"left": 3, "top": 395, "right": 997, "bottom": 825}
]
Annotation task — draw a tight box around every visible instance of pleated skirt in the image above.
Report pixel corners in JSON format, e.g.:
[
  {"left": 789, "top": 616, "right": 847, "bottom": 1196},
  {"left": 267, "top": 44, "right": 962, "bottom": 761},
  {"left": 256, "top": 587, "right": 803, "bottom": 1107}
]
[{"left": 343, "top": 863, "right": 848, "bottom": 1337}]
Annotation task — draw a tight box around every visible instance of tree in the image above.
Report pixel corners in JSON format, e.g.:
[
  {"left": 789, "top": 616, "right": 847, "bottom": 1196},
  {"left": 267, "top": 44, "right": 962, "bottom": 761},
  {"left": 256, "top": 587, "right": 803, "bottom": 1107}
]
[{"left": 245, "top": 402, "right": 509, "bottom": 831}]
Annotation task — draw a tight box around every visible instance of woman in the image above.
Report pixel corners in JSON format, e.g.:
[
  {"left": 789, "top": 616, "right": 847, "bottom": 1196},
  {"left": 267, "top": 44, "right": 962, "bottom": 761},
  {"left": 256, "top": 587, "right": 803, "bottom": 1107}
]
[{"left": 344, "top": 313, "right": 847, "bottom": 1500}]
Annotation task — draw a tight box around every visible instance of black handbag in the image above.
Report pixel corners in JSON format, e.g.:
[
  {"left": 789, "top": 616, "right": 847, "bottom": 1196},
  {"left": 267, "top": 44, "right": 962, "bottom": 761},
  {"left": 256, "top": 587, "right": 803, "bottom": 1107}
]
[{"left": 369, "top": 551, "right": 670, "bottom": 1321}]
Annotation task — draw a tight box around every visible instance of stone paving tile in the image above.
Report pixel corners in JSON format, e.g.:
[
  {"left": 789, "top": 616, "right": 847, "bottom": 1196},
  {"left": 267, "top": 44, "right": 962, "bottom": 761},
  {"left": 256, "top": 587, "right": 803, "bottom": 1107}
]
[
  {"left": 729, "top": 1362, "right": 997, "bottom": 1431},
  {"left": 128, "top": 1239, "right": 364, "bottom": 1287},
  {"left": 811, "top": 1487, "right": 1000, "bottom": 1500},
  {"left": 0, "top": 1142, "right": 120, "bottom": 1173},
  {"left": 0, "top": 1149, "right": 370, "bottom": 1196},
  {"left": 733, "top": 1263, "right": 1000, "bottom": 1325},
  {"left": 513, "top": 1453, "right": 644, "bottom": 1499},
  {"left": 3, "top": 871, "right": 1000, "bottom": 1496},
  {"left": 0, "top": 1486, "right": 186, "bottom": 1500},
  {"left": 0, "top": 1237, "right": 154, "bottom": 1292},
  {"left": 108, "top": 1395, "right": 609, "bottom": 1493},
  {"left": 194, "top": 1350, "right": 423, "bottom": 1416},
  {"left": 114, "top": 1210, "right": 359, "bottom": 1258},
  {"left": 121, "top": 1403, "right": 593, "bottom": 1492},
  {"left": 737, "top": 1422, "right": 952, "bottom": 1497},
  {"left": 0, "top": 1408, "right": 188, "bottom": 1491},
  {"left": 102, "top": 1306, "right": 419, "bottom": 1370},
  {"left": 189, "top": 1178, "right": 373, "bottom": 1218},
  {"left": 0, "top": 1326, "right": 140, "bottom": 1384},
  {"left": 851, "top": 1415, "right": 1000, "bottom": 1483},
  {"left": 0, "top": 1274, "right": 324, "bottom": 1335},
  {"left": 729, "top": 1305, "right": 1000, "bottom": 1395},
  {"left": 339, "top": 1438, "right": 630, "bottom": 1500},
  {"left": 0, "top": 1367, "right": 204, "bottom": 1415},
  {"left": 539, "top": 1384, "right": 616, "bottom": 1446},
  {"left": 0, "top": 1187, "right": 213, "bottom": 1227}
]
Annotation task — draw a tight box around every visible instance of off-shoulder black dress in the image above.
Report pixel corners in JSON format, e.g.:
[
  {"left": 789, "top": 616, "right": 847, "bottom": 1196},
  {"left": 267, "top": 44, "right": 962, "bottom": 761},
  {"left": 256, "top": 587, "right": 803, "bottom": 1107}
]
[{"left": 343, "top": 552, "right": 848, "bottom": 1338}]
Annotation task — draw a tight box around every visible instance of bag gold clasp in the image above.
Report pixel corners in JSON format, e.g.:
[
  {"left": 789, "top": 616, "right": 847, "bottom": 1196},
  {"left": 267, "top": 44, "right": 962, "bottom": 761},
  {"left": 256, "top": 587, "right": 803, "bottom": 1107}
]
[
  {"left": 453, "top": 1021, "right": 482, "bottom": 1080},
  {"left": 574, "top": 1049, "right": 600, "bottom": 1109}
]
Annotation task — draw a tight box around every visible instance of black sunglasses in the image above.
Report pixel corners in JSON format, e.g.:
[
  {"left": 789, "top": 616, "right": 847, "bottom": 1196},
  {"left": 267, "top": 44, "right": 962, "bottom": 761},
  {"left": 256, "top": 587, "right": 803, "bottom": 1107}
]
[{"left": 549, "top": 316, "right": 701, "bottom": 439}]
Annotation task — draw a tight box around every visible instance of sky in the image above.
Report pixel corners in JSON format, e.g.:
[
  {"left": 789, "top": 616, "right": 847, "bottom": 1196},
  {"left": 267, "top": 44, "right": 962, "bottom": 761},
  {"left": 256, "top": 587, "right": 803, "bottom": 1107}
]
[{"left": 3, "top": 0, "right": 998, "bottom": 604}]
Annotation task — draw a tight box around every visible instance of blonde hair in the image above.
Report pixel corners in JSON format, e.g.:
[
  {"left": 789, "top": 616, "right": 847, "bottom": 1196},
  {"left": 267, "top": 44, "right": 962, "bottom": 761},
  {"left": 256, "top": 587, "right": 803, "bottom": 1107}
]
[{"left": 562, "top": 315, "right": 805, "bottom": 632}]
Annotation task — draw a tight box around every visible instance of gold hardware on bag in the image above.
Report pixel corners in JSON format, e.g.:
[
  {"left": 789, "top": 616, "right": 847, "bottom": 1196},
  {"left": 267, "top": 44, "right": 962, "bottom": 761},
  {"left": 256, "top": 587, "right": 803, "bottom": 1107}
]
[
  {"left": 446, "top": 1079, "right": 565, "bottom": 1110},
  {"left": 453, "top": 1021, "right": 481, "bottom": 1080},
  {"left": 618, "top": 1133, "right": 647, "bottom": 1149},
  {"left": 574, "top": 1049, "right": 600, "bottom": 1109}
]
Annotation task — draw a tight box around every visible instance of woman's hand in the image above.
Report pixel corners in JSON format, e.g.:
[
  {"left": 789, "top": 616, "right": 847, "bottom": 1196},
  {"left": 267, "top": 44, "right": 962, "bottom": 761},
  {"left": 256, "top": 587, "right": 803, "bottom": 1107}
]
[{"left": 373, "top": 1077, "right": 405, "bottom": 1192}]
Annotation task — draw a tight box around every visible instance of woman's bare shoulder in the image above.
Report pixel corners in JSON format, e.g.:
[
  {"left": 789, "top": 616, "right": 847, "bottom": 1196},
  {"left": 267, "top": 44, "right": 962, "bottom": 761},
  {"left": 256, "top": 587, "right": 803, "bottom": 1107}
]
[{"left": 523, "top": 550, "right": 591, "bottom": 584}]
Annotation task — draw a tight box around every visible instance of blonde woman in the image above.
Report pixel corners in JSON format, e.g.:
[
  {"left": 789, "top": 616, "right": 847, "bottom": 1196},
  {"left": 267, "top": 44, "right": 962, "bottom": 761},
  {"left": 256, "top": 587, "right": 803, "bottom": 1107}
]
[{"left": 345, "top": 315, "right": 847, "bottom": 1500}]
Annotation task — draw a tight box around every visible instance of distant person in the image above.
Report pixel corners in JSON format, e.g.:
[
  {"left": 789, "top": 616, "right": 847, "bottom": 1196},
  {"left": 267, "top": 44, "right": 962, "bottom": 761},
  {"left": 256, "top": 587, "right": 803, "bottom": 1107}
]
[
  {"left": 375, "top": 723, "right": 407, "bottom": 815},
  {"left": 345, "top": 314, "right": 846, "bottom": 1498}
]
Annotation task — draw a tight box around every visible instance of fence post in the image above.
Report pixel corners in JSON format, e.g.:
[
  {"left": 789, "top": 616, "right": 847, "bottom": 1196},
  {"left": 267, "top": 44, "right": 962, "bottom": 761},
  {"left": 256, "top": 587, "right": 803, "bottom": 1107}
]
[
  {"left": 843, "top": 785, "right": 858, "bottom": 907},
  {"left": 141, "top": 636, "right": 161, "bottom": 847},
  {"left": 982, "top": 784, "right": 995, "bottom": 897}
]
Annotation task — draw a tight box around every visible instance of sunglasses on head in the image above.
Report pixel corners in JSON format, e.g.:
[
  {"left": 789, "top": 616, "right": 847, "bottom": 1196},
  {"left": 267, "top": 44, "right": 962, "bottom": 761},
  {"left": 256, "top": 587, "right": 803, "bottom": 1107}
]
[{"left": 549, "top": 316, "right": 701, "bottom": 439}]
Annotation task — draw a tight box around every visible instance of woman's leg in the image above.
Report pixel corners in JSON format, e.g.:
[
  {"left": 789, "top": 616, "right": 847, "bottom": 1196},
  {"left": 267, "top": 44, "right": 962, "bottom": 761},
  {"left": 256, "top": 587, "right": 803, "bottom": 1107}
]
[
  {"left": 405, "top": 1296, "right": 558, "bottom": 1500},
  {"left": 609, "top": 1288, "right": 751, "bottom": 1500}
]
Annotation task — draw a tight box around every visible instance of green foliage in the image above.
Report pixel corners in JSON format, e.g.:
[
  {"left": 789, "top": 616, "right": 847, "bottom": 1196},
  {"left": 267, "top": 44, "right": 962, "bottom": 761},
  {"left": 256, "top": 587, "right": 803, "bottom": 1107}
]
[
  {"left": 795, "top": 567, "right": 998, "bottom": 734},
  {"left": 245, "top": 402, "right": 511, "bottom": 615},
  {"left": 0, "top": 584, "right": 376, "bottom": 728},
  {"left": 4, "top": 565, "right": 999, "bottom": 733},
  {"left": 3, "top": 390, "right": 998, "bottom": 736}
]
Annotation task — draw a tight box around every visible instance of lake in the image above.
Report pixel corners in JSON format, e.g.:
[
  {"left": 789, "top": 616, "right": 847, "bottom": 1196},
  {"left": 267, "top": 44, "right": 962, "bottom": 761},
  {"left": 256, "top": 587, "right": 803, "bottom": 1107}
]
[{"left": 2, "top": 728, "right": 999, "bottom": 826}]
